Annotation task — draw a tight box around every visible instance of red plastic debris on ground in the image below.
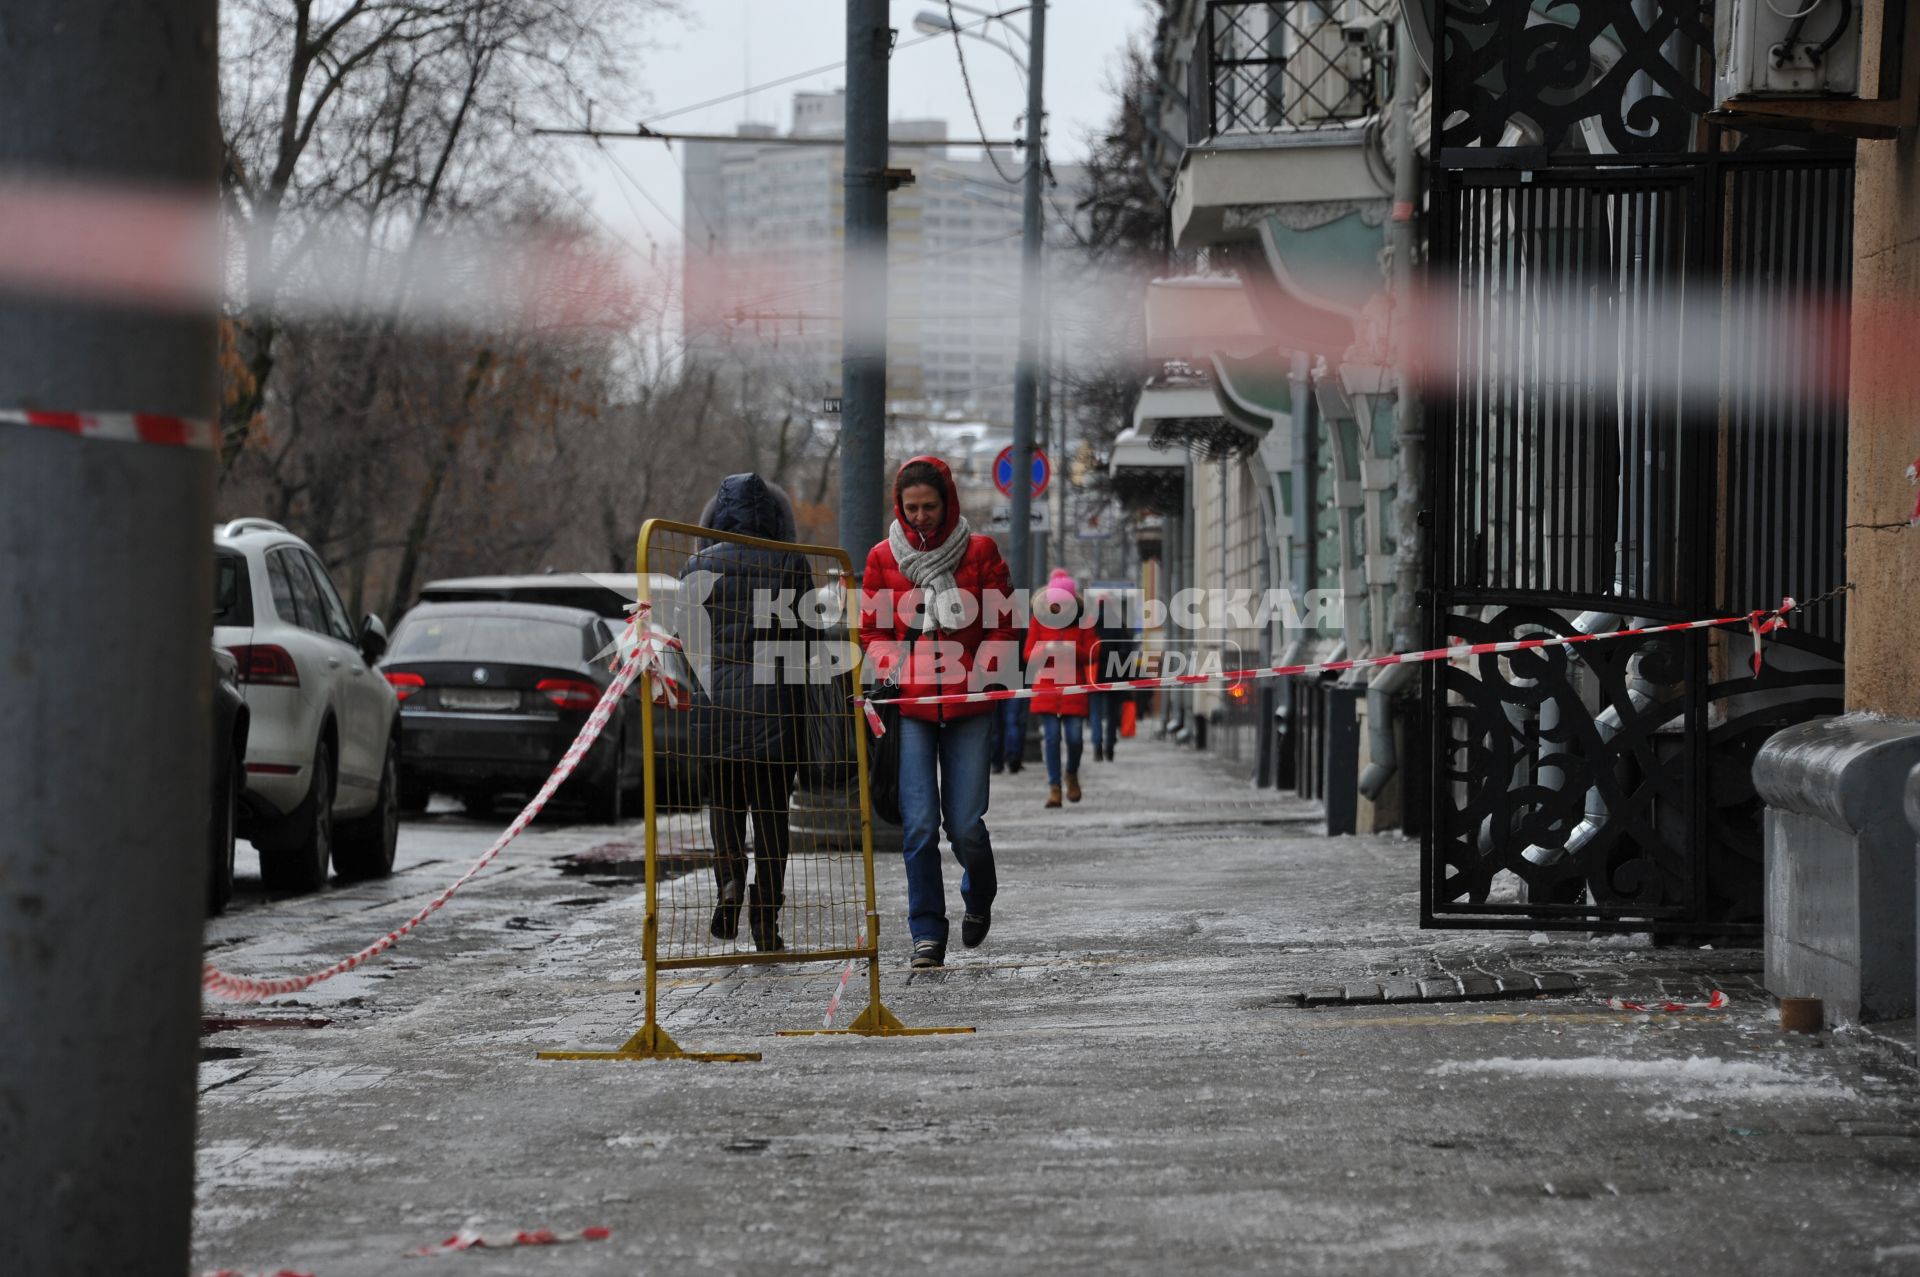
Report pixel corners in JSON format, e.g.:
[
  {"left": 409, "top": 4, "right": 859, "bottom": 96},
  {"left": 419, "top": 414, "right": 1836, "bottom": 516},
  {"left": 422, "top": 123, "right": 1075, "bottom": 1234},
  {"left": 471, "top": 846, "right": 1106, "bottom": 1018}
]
[{"left": 407, "top": 1225, "right": 612, "bottom": 1257}]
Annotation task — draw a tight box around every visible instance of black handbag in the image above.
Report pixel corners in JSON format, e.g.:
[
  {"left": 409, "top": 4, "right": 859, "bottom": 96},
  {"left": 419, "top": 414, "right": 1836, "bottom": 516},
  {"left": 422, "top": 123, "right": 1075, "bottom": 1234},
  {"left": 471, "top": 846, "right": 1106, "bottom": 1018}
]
[{"left": 865, "top": 680, "right": 904, "bottom": 826}]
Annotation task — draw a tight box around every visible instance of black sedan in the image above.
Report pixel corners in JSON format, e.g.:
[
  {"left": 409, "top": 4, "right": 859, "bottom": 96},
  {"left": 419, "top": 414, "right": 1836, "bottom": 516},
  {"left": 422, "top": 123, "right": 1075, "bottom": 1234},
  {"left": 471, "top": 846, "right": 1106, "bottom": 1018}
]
[{"left": 379, "top": 602, "right": 695, "bottom": 822}]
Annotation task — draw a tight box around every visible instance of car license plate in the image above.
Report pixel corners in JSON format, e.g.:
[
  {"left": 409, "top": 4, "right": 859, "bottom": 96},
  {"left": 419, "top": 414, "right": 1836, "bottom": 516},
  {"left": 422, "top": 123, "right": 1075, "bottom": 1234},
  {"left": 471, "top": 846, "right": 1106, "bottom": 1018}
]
[{"left": 440, "top": 689, "right": 519, "bottom": 712}]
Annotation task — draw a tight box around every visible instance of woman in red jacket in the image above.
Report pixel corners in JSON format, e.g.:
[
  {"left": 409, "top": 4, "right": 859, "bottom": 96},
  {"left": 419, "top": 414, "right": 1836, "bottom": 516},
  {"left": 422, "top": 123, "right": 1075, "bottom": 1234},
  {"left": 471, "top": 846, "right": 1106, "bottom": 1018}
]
[
  {"left": 1025, "top": 568, "right": 1099, "bottom": 808},
  {"left": 859, "top": 456, "right": 1015, "bottom": 969}
]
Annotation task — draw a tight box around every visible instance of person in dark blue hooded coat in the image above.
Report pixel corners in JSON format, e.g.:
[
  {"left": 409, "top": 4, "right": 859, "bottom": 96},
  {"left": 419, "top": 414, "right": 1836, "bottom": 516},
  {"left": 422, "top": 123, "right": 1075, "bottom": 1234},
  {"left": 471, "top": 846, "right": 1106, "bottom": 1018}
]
[{"left": 681, "top": 473, "right": 810, "bottom": 952}]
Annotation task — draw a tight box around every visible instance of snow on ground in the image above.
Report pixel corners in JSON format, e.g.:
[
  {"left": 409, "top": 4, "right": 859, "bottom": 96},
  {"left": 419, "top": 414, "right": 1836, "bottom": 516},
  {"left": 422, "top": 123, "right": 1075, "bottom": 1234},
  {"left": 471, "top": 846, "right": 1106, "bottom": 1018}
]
[{"left": 1433, "top": 1053, "right": 1860, "bottom": 1104}]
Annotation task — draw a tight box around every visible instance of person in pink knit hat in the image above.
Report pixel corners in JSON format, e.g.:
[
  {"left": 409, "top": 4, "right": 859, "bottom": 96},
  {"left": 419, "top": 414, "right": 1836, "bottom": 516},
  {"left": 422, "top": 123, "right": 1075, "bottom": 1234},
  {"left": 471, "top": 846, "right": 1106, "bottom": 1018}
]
[{"left": 1023, "top": 568, "right": 1098, "bottom": 807}]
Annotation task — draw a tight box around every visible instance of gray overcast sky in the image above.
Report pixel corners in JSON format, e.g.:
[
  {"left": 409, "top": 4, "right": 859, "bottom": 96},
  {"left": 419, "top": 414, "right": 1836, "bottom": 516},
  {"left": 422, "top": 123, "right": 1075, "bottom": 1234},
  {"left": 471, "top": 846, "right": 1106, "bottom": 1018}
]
[{"left": 557, "top": 1, "right": 1158, "bottom": 256}]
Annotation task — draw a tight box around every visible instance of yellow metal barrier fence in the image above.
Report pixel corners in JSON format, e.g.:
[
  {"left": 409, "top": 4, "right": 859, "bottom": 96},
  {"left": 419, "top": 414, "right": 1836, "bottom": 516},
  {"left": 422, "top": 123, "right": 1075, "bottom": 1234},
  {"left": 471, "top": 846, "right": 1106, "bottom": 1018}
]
[{"left": 540, "top": 518, "right": 968, "bottom": 1062}]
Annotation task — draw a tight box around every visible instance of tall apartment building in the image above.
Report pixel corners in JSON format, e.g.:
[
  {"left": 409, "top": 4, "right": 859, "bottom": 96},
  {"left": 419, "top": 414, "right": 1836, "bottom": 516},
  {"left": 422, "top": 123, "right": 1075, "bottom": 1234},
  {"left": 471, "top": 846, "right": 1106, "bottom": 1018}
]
[{"left": 681, "top": 90, "right": 1086, "bottom": 424}]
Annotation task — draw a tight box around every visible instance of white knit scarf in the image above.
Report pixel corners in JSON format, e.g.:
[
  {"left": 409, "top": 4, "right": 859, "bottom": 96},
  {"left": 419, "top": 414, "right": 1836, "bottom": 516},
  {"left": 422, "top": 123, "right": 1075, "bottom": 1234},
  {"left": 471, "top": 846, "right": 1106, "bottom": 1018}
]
[{"left": 888, "top": 516, "right": 972, "bottom": 632}]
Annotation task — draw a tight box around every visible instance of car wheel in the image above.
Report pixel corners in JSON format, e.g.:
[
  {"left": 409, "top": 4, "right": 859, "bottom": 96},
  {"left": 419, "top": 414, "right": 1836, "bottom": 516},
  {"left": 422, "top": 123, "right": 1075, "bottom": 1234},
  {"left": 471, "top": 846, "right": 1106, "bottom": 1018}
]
[
  {"left": 397, "top": 767, "right": 431, "bottom": 815},
  {"left": 334, "top": 738, "right": 399, "bottom": 881},
  {"left": 259, "top": 740, "right": 334, "bottom": 894},
  {"left": 207, "top": 746, "right": 238, "bottom": 916},
  {"left": 461, "top": 789, "right": 496, "bottom": 818}
]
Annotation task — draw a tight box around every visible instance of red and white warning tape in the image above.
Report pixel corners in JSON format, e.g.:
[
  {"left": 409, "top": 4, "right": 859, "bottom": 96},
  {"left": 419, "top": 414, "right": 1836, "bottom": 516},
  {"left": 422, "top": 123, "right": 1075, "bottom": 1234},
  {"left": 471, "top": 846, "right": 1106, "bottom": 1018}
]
[
  {"left": 857, "top": 590, "right": 1848, "bottom": 733},
  {"left": 203, "top": 608, "right": 669, "bottom": 1003},
  {"left": 1606, "top": 990, "right": 1730, "bottom": 1012},
  {"left": 821, "top": 931, "right": 867, "bottom": 1029},
  {"left": 596, "top": 600, "right": 692, "bottom": 708},
  {"left": 407, "top": 1225, "right": 611, "bottom": 1257},
  {"left": 1, "top": 406, "right": 214, "bottom": 449}
]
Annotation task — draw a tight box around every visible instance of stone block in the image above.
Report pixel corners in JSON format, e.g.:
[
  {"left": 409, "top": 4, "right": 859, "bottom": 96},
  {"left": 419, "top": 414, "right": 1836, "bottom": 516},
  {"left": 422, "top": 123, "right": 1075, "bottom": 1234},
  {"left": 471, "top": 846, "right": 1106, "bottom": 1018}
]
[
  {"left": 1456, "top": 973, "right": 1501, "bottom": 1001},
  {"left": 1755, "top": 717, "right": 1920, "bottom": 1025}
]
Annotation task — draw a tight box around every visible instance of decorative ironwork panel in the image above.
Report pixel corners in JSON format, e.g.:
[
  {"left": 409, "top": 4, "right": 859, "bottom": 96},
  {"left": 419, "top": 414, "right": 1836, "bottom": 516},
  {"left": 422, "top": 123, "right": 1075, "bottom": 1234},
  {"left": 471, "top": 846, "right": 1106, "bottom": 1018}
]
[
  {"left": 1436, "top": 1, "right": 1714, "bottom": 157},
  {"left": 1428, "top": 607, "right": 1700, "bottom": 923},
  {"left": 1204, "top": 0, "right": 1396, "bottom": 137},
  {"left": 1424, "top": 606, "right": 1841, "bottom": 927}
]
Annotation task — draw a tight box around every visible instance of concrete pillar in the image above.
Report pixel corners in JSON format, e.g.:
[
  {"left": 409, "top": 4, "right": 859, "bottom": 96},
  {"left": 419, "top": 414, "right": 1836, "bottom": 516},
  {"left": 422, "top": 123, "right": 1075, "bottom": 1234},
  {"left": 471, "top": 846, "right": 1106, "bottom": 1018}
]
[{"left": 1845, "top": 134, "right": 1920, "bottom": 717}]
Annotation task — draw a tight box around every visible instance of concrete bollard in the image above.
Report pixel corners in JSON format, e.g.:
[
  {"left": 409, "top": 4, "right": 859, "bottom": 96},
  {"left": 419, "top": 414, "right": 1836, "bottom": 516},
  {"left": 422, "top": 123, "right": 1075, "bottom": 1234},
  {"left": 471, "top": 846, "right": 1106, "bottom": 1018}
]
[{"left": 1753, "top": 716, "right": 1920, "bottom": 1028}]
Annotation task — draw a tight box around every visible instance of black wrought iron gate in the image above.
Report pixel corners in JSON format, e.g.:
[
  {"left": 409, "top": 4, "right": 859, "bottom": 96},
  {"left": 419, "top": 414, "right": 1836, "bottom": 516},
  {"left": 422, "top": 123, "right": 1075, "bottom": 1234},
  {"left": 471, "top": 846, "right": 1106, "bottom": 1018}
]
[{"left": 1422, "top": 1, "right": 1850, "bottom": 932}]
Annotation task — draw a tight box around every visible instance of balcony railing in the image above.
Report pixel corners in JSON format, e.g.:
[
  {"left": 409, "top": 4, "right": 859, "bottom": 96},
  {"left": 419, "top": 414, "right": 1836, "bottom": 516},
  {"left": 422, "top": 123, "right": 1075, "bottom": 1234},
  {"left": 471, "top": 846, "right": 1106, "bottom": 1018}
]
[{"left": 1197, "top": 0, "right": 1396, "bottom": 142}]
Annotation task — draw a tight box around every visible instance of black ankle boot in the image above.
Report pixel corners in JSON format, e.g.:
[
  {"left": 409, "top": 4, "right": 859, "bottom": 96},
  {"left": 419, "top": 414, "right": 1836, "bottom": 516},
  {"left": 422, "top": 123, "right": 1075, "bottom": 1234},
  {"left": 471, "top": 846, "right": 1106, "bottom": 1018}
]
[{"left": 709, "top": 880, "right": 742, "bottom": 941}]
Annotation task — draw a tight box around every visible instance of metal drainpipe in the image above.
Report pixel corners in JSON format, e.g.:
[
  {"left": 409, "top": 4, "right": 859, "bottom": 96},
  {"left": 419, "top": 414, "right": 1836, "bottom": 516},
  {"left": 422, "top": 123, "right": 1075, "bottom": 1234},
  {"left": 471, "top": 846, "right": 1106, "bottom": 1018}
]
[
  {"left": 1285, "top": 350, "right": 1317, "bottom": 768},
  {"left": 1247, "top": 451, "right": 1285, "bottom": 787},
  {"left": 1289, "top": 350, "right": 1315, "bottom": 637},
  {"left": 1358, "top": 660, "right": 1413, "bottom": 799},
  {"left": 1364, "top": 14, "right": 1428, "bottom": 801}
]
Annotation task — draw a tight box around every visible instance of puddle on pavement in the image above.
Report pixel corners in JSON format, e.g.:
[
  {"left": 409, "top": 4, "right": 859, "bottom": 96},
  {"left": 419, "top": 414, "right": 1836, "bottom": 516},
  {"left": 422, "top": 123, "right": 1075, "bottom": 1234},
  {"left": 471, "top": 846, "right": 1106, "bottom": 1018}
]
[
  {"left": 201, "top": 1016, "right": 333, "bottom": 1033},
  {"left": 557, "top": 840, "right": 715, "bottom": 881}
]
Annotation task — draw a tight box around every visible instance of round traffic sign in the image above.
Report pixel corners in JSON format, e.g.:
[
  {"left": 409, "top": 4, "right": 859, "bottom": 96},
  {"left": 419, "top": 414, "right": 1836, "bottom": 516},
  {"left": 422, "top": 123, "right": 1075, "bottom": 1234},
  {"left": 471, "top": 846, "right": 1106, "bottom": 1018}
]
[{"left": 993, "top": 445, "right": 1050, "bottom": 498}]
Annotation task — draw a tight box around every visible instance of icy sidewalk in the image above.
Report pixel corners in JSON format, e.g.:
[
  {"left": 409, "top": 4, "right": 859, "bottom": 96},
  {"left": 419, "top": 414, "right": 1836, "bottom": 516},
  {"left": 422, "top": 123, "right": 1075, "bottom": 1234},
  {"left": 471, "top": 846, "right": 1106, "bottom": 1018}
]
[{"left": 195, "top": 738, "right": 1920, "bottom": 1276}]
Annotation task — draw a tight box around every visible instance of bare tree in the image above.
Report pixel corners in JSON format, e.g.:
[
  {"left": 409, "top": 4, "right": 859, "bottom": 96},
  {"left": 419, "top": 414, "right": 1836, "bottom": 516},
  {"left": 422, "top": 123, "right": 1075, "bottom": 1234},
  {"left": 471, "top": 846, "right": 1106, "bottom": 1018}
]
[
  {"left": 1062, "top": 29, "right": 1177, "bottom": 463},
  {"left": 217, "top": 0, "right": 671, "bottom": 469}
]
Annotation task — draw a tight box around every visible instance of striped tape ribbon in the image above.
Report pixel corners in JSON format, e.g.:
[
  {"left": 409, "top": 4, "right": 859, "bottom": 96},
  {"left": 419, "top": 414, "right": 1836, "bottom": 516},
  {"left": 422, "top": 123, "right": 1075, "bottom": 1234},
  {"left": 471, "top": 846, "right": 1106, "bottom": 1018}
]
[
  {"left": 855, "top": 591, "right": 1851, "bottom": 735},
  {"left": 821, "top": 932, "right": 867, "bottom": 1029},
  {"left": 1, "top": 406, "right": 214, "bottom": 449},
  {"left": 1606, "top": 991, "right": 1729, "bottom": 1012},
  {"left": 407, "top": 1225, "right": 611, "bottom": 1256},
  {"left": 203, "top": 608, "right": 666, "bottom": 1003}
]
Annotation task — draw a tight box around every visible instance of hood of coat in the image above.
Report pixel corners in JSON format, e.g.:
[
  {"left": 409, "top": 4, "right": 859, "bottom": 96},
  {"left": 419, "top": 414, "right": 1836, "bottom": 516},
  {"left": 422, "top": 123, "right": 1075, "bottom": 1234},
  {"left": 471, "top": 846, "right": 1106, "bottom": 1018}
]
[
  {"left": 892, "top": 454, "right": 962, "bottom": 552},
  {"left": 699, "top": 473, "right": 797, "bottom": 542}
]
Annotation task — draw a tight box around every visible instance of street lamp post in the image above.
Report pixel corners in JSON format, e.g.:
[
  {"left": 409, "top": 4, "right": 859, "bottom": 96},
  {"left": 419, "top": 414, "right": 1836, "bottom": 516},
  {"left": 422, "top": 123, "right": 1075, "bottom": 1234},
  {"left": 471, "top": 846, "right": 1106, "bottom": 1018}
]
[{"left": 913, "top": 3, "right": 1045, "bottom": 590}]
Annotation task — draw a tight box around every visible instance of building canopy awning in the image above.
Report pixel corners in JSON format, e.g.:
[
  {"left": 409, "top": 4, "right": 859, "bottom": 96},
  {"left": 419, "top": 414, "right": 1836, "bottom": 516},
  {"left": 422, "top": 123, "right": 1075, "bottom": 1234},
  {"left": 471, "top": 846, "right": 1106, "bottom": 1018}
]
[
  {"left": 1210, "top": 349, "right": 1293, "bottom": 438},
  {"left": 1108, "top": 424, "right": 1177, "bottom": 474},
  {"left": 1144, "top": 275, "right": 1266, "bottom": 363},
  {"left": 1106, "top": 424, "right": 1185, "bottom": 514},
  {"left": 1132, "top": 378, "right": 1261, "bottom": 462}
]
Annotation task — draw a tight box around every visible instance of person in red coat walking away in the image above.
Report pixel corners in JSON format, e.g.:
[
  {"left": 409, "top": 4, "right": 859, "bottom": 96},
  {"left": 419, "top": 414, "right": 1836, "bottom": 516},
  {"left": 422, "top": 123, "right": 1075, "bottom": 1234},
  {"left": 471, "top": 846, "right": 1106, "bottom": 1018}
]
[
  {"left": 858, "top": 456, "right": 1016, "bottom": 969},
  {"left": 1024, "top": 568, "right": 1098, "bottom": 807}
]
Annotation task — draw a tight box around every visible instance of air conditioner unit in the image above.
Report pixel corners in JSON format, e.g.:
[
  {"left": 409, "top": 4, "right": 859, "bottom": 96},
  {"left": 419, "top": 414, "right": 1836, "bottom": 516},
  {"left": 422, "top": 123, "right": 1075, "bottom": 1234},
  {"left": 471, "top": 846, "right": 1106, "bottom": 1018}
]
[{"left": 1716, "top": 0, "right": 1863, "bottom": 103}]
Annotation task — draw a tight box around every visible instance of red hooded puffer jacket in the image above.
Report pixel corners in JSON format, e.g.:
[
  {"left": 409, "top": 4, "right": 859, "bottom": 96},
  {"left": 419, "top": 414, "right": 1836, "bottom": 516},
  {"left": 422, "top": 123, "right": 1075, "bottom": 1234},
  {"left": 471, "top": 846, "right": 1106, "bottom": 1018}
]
[
  {"left": 1024, "top": 569, "right": 1098, "bottom": 717},
  {"left": 859, "top": 455, "right": 1015, "bottom": 723}
]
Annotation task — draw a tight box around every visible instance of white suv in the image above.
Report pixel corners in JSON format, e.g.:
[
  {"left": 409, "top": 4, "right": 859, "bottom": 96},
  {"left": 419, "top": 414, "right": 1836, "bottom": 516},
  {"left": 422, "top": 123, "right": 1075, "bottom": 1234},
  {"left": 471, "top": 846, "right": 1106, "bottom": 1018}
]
[{"left": 212, "top": 518, "right": 400, "bottom": 892}]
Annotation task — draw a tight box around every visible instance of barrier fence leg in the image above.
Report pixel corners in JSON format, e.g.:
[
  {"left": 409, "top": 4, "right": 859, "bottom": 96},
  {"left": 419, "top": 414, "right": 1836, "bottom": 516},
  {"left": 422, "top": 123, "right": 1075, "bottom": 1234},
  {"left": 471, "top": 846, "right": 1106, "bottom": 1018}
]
[
  {"left": 779, "top": 913, "right": 975, "bottom": 1039},
  {"left": 538, "top": 881, "right": 762, "bottom": 1063}
]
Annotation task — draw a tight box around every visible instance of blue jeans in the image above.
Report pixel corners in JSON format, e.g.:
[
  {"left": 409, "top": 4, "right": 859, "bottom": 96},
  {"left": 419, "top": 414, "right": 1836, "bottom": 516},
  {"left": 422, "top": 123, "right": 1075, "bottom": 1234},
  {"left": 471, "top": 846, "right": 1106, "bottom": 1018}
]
[
  {"left": 988, "top": 697, "right": 1026, "bottom": 768},
  {"left": 1040, "top": 714, "right": 1083, "bottom": 785},
  {"left": 897, "top": 713, "right": 997, "bottom": 945},
  {"left": 1088, "top": 692, "right": 1121, "bottom": 753}
]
